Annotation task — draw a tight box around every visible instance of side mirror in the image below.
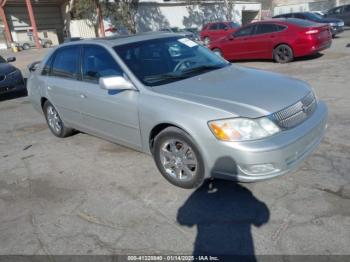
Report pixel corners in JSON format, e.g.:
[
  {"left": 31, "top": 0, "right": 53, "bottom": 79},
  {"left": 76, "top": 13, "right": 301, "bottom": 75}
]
[
  {"left": 99, "top": 76, "right": 135, "bottom": 91},
  {"left": 228, "top": 34, "right": 234, "bottom": 40},
  {"left": 28, "top": 61, "right": 41, "bottom": 72},
  {"left": 7, "top": 57, "right": 16, "bottom": 62},
  {"left": 224, "top": 27, "right": 228, "bottom": 31}
]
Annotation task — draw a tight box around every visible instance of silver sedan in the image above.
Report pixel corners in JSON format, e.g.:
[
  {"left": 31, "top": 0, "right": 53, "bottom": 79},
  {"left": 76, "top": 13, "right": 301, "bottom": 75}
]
[{"left": 27, "top": 33, "right": 327, "bottom": 188}]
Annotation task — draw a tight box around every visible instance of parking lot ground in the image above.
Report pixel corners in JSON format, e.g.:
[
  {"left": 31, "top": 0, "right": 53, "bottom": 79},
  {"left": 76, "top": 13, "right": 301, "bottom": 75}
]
[{"left": 0, "top": 32, "right": 350, "bottom": 256}]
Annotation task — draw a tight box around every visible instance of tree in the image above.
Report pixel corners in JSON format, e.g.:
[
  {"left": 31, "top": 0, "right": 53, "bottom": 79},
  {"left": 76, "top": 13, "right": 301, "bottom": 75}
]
[
  {"left": 223, "top": 0, "right": 234, "bottom": 21},
  {"left": 71, "top": 0, "right": 103, "bottom": 36},
  {"left": 71, "top": 0, "right": 139, "bottom": 36},
  {"left": 104, "top": 0, "right": 139, "bottom": 34}
]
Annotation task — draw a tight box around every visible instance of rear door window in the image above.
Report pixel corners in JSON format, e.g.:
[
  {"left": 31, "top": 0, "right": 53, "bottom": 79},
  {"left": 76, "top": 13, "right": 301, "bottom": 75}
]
[
  {"left": 234, "top": 25, "right": 255, "bottom": 37},
  {"left": 51, "top": 46, "right": 80, "bottom": 79},
  {"left": 255, "top": 24, "right": 278, "bottom": 34},
  {"left": 217, "top": 23, "right": 228, "bottom": 30},
  {"left": 209, "top": 23, "right": 218, "bottom": 30},
  {"left": 82, "top": 45, "right": 122, "bottom": 83}
]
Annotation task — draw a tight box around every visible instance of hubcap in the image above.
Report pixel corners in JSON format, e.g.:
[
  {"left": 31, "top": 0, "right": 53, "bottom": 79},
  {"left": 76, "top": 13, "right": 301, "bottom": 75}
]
[
  {"left": 276, "top": 46, "right": 290, "bottom": 62},
  {"left": 160, "top": 139, "right": 198, "bottom": 181},
  {"left": 47, "top": 106, "right": 61, "bottom": 134}
]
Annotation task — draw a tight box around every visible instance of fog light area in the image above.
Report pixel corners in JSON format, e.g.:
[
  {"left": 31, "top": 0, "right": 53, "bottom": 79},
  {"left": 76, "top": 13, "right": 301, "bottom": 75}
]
[{"left": 238, "top": 163, "right": 280, "bottom": 176}]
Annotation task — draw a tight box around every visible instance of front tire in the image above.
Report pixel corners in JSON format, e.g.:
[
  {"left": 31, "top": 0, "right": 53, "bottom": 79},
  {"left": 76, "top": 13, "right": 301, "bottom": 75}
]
[
  {"left": 203, "top": 37, "right": 211, "bottom": 46},
  {"left": 212, "top": 48, "right": 223, "bottom": 57},
  {"left": 273, "top": 44, "right": 293, "bottom": 63},
  {"left": 153, "top": 127, "right": 205, "bottom": 189},
  {"left": 43, "top": 101, "right": 73, "bottom": 138}
]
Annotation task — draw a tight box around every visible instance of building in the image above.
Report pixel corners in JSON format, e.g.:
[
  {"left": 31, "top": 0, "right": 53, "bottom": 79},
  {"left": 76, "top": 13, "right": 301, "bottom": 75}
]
[
  {"left": 272, "top": 0, "right": 350, "bottom": 15},
  {"left": 0, "top": 0, "right": 109, "bottom": 49},
  {"left": 0, "top": 0, "right": 67, "bottom": 49},
  {"left": 135, "top": 0, "right": 262, "bottom": 32}
]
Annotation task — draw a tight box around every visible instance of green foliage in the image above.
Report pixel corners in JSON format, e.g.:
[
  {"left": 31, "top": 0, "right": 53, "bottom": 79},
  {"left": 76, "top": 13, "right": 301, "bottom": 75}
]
[{"left": 71, "top": 0, "right": 139, "bottom": 34}]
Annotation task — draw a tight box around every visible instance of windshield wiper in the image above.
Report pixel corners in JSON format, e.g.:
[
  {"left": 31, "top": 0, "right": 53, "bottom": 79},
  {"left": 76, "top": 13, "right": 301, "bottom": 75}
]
[
  {"left": 180, "top": 64, "right": 228, "bottom": 74},
  {"left": 143, "top": 73, "right": 187, "bottom": 84}
]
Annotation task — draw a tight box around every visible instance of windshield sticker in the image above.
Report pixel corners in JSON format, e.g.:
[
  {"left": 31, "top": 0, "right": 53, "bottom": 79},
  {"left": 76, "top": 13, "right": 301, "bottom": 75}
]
[{"left": 178, "top": 38, "right": 198, "bottom": 48}]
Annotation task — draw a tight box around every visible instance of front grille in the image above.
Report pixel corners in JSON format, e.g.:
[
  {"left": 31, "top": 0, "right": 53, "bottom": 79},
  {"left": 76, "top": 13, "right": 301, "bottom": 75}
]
[{"left": 271, "top": 92, "right": 317, "bottom": 129}]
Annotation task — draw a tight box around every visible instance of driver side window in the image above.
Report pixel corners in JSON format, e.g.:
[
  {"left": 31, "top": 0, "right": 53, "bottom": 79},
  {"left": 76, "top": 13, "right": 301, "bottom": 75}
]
[{"left": 82, "top": 45, "right": 122, "bottom": 83}]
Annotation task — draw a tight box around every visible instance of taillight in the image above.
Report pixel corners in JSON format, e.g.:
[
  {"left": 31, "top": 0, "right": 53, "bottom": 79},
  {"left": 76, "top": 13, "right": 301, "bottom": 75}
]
[{"left": 305, "top": 29, "right": 319, "bottom": 35}]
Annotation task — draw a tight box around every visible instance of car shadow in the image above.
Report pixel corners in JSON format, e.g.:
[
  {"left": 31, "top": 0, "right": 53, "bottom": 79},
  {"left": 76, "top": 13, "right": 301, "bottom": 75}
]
[
  {"left": 232, "top": 52, "right": 324, "bottom": 64},
  {"left": 177, "top": 178, "right": 270, "bottom": 260}
]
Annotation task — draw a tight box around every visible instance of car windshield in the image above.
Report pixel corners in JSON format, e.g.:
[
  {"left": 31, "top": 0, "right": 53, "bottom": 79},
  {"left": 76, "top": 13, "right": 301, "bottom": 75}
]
[
  {"left": 0, "top": 56, "right": 6, "bottom": 63},
  {"left": 114, "top": 37, "right": 229, "bottom": 86},
  {"left": 305, "top": 12, "right": 323, "bottom": 21}
]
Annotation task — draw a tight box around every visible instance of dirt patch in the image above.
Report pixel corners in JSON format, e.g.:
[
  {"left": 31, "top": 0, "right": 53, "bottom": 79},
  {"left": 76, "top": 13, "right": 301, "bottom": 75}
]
[
  {"left": 15, "top": 123, "right": 47, "bottom": 135},
  {"left": 0, "top": 104, "right": 18, "bottom": 111},
  {"left": 99, "top": 142, "right": 132, "bottom": 154}
]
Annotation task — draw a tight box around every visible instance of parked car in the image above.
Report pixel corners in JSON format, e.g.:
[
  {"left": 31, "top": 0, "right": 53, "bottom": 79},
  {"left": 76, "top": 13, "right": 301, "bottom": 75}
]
[
  {"left": 27, "top": 33, "right": 327, "bottom": 188},
  {"left": 209, "top": 19, "right": 332, "bottom": 63},
  {"left": 273, "top": 12, "right": 344, "bottom": 37},
  {"left": 200, "top": 21, "right": 240, "bottom": 45},
  {"left": 325, "top": 4, "right": 350, "bottom": 26},
  {"left": 0, "top": 56, "right": 25, "bottom": 95},
  {"left": 160, "top": 27, "right": 197, "bottom": 41},
  {"left": 63, "top": 37, "right": 82, "bottom": 43},
  {"left": 16, "top": 38, "right": 53, "bottom": 50},
  {"left": 183, "top": 27, "right": 200, "bottom": 41},
  {"left": 310, "top": 11, "right": 326, "bottom": 17}
]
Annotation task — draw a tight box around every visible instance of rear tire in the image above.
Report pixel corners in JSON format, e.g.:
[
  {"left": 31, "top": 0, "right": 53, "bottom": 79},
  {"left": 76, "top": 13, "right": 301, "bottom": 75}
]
[
  {"left": 273, "top": 44, "right": 293, "bottom": 63},
  {"left": 22, "top": 43, "right": 30, "bottom": 50},
  {"left": 153, "top": 127, "right": 205, "bottom": 189},
  {"left": 43, "top": 101, "right": 73, "bottom": 138}
]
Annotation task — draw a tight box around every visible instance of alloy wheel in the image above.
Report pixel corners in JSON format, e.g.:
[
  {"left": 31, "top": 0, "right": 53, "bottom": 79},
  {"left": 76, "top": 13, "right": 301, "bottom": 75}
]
[
  {"left": 46, "top": 105, "right": 62, "bottom": 134},
  {"left": 159, "top": 139, "right": 198, "bottom": 181},
  {"left": 276, "top": 46, "right": 291, "bottom": 62}
]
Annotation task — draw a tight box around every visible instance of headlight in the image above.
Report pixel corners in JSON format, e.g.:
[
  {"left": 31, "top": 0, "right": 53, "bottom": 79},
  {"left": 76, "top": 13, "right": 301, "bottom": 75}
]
[
  {"left": 208, "top": 117, "right": 280, "bottom": 142},
  {"left": 329, "top": 22, "right": 337, "bottom": 27},
  {"left": 338, "top": 21, "right": 344, "bottom": 27}
]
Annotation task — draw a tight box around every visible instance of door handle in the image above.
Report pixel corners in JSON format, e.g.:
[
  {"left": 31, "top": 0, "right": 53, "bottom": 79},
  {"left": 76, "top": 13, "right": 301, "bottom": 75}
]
[
  {"left": 80, "top": 94, "right": 87, "bottom": 99},
  {"left": 47, "top": 86, "right": 52, "bottom": 90}
]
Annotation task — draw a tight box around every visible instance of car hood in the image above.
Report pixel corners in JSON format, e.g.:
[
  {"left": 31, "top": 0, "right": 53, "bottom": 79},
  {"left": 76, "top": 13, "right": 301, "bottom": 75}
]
[
  {"left": 151, "top": 65, "right": 311, "bottom": 118},
  {"left": 0, "top": 63, "right": 17, "bottom": 75}
]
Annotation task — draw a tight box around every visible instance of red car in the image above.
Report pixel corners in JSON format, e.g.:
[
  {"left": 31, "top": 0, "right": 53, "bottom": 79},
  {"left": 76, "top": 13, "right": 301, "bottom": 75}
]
[
  {"left": 200, "top": 21, "right": 240, "bottom": 45},
  {"left": 208, "top": 18, "right": 332, "bottom": 63}
]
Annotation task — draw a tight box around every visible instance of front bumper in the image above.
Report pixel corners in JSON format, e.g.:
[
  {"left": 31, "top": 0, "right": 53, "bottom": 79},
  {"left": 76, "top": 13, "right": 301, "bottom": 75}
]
[
  {"left": 209, "top": 101, "right": 328, "bottom": 182},
  {"left": 0, "top": 70, "right": 25, "bottom": 95}
]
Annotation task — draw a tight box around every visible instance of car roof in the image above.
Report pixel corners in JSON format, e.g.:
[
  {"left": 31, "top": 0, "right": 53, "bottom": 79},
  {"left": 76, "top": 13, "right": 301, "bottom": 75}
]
[
  {"left": 244, "top": 19, "right": 291, "bottom": 25},
  {"left": 247, "top": 18, "right": 318, "bottom": 27},
  {"left": 58, "top": 32, "right": 182, "bottom": 48}
]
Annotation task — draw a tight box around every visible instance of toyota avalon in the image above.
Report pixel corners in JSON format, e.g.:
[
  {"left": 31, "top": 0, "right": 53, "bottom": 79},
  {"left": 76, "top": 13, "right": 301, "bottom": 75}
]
[{"left": 27, "top": 33, "right": 327, "bottom": 188}]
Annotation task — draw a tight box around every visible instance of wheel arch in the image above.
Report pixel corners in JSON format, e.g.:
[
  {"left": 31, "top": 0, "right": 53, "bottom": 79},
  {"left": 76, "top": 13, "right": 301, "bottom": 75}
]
[
  {"left": 149, "top": 123, "right": 190, "bottom": 153},
  {"left": 40, "top": 97, "right": 48, "bottom": 110}
]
